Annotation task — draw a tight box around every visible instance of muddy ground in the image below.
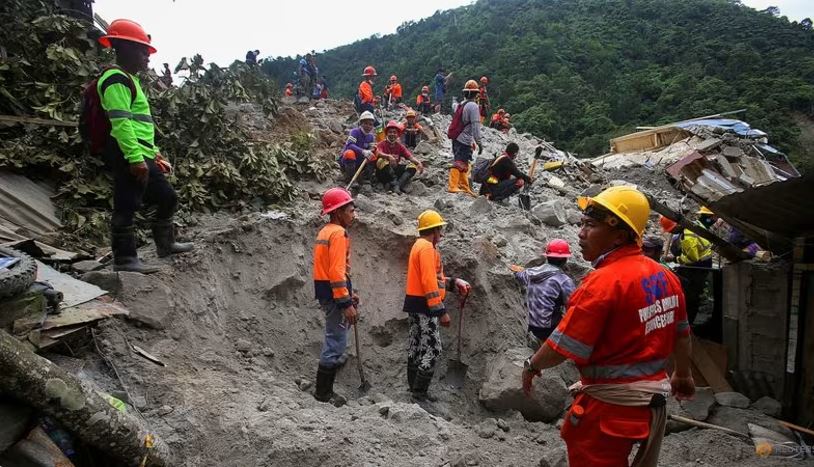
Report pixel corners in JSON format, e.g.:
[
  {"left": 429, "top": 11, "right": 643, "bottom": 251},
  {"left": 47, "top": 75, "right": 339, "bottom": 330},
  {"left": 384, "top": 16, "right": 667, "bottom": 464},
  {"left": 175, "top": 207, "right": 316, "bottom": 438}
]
[{"left": 61, "top": 100, "right": 810, "bottom": 466}]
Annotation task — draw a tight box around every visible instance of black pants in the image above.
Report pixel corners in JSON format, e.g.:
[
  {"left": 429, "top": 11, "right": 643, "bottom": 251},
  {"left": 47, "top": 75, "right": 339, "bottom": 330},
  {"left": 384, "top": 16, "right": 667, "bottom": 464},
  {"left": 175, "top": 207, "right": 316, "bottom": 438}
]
[
  {"left": 480, "top": 178, "right": 520, "bottom": 202},
  {"left": 376, "top": 164, "right": 416, "bottom": 185},
  {"left": 104, "top": 143, "right": 177, "bottom": 228},
  {"left": 529, "top": 325, "right": 555, "bottom": 341}
]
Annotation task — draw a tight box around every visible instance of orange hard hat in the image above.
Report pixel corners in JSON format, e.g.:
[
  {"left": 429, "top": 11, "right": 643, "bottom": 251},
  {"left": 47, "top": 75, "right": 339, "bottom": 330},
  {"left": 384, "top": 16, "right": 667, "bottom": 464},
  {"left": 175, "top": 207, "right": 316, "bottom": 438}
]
[
  {"left": 321, "top": 187, "right": 354, "bottom": 215},
  {"left": 659, "top": 215, "right": 678, "bottom": 233},
  {"left": 463, "top": 79, "right": 479, "bottom": 91},
  {"left": 363, "top": 66, "right": 377, "bottom": 77},
  {"left": 498, "top": 108, "right": 505, "bottom": 114},
  {"left": 421, "top": 85, "right": 430, "bottom": 93},
  {"left": 480, "top": 76, "right": 489, "bottom": 84},
  {"left": 98, "top": 19, "right": 157, "bottom": 54},
  {"left": 390, "top": 75, "right": 397, "bottom": 81},
  {"left": 406, "top": 109, "right": 416, "bottom": 118}
]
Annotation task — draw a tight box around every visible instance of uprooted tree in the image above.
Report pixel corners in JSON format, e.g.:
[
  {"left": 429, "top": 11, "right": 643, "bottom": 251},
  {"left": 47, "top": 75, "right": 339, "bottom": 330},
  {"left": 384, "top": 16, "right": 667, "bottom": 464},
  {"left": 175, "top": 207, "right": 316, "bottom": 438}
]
[{"left": 0, "top": 0, "right": 334, "bottom": 249}]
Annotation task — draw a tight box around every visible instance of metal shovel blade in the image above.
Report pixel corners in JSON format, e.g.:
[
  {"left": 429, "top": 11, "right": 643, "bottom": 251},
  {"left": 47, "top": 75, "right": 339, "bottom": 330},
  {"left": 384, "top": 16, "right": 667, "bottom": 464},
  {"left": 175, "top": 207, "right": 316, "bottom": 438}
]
[
  {"left": 518, "top": 192, "right": 531, "bottom": 211},
  {"left": 446, "top": 358, "right": 468, "bottom": 388},
  {"left": 353, "top": 323, "right": 371, "bottom": 392}
]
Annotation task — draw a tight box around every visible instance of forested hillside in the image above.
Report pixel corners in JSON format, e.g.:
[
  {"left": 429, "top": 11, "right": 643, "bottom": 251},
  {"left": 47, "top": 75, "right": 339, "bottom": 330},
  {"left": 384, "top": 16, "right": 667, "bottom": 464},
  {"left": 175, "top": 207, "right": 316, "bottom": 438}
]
[{"left": 262, "top": 0, "right": 814, "bottom": 169}]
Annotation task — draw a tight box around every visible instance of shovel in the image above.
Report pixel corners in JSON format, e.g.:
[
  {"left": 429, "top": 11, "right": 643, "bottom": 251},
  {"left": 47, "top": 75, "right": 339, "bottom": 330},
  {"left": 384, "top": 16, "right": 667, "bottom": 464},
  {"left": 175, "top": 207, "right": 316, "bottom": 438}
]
[
  {"left": 446, "top": 292, "right": 471, "bottom": 388},
  {"left": 518, "top": 155, "right": 540, "bottom": 211},
  {"left": 345, "top": 158, "right": 369, "bottom": 191},
  {"left": 353, "top": 322, "right": 371, "bottom": 392}
]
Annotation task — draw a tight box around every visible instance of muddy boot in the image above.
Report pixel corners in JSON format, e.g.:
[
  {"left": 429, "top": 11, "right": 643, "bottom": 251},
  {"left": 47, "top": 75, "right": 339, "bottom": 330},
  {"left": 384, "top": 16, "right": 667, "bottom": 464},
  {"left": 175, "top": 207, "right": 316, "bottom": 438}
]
[
  {"left": 111, "top": 226, "right": 160, "bottom": 274},
  {"left": 447, "top": 168, "right": 461, "bottom": 193},
  {"left": 411, "top": 369, "right": 438, "bottom": 402},
  {"left": 314, "top": 364, "right": 337, "bottom": 403},
  {"left": 458, "top": 167, "right": 477, "bottom": 197},
  {"left": 388, "top": 180, "right": 399, "bottom": 193},
  {"left": 397, "top": 171, "right": 414, "bottom": 194},
  {"left": 152, "top": 219, "right": 194, "bottom": 258},
  {"left": 407, "top": 363, "right": 418, "bottom": 391}
]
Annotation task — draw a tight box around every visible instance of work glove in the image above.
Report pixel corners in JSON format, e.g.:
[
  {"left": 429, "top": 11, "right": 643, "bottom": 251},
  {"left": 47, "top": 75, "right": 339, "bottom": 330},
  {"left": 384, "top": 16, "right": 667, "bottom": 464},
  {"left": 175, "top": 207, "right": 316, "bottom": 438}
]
[
  {"left": 129, "top": 161, "right": 149, "bottom": 184},
  {"left": 362, "top": 150, "right": 373, "bottom": 159},
  {"left": 439, "top": 312, "right": 451, "bottom": 328},
  {"left": 454, "top": 278, "right": 471, "bottom": 296}
]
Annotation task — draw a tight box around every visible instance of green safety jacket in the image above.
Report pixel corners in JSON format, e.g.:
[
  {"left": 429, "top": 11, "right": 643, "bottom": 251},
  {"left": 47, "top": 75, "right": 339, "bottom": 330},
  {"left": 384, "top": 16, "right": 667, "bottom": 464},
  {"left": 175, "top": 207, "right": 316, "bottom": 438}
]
[
  {"left": 97, "top": 68, "right": 158, "bottom": 164},
  {"left": 677, "top": 228, "right": 713, "bottom": 265}
]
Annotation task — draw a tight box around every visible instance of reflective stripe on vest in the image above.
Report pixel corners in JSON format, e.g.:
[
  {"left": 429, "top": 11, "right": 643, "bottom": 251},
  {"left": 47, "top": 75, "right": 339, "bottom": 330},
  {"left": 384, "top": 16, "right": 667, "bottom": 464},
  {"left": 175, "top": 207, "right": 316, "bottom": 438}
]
[
  {"left": 580, "top": 358, "right": 667, "bottom": 381},
  {"left": 549, "top": 328, "right": 593, "bottom": 361}
]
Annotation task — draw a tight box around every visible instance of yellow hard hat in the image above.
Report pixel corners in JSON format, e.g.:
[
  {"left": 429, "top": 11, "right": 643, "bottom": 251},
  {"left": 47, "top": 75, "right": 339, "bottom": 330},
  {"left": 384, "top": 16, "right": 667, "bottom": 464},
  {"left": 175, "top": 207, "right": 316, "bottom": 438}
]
[
  {"left": 417, "top": 210, "right": 447, "bottom": 232},
  {"left": 577, "top": 186, "right": 650, "bottom": 241},
  {"left": 697, "top": 206, "right": 714, "bottom": 215}
]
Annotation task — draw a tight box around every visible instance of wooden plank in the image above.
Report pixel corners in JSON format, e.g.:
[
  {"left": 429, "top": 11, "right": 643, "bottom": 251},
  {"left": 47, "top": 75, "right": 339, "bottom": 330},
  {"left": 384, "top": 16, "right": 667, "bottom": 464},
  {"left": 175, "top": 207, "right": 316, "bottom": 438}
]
[
  {"left": 13, "top": 300, "right": 128, "bottom": 334},
  {"left": 691, "top": 336, "right": 733, "bottom": 393},
  {"left": 0, "top": 114, "right": 78, "bottom": 127}
]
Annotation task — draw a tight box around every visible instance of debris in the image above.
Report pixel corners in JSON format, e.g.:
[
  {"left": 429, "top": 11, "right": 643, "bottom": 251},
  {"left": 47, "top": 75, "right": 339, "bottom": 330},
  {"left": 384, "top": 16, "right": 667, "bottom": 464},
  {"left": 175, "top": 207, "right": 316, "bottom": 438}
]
[
  {"left": 132, "top": 344, "right": 167, "bottom": 367},
  {"left": 714, "top": 392, "right": 751, "bottom": 409},
  {"left": 476, "top": 419, "right": 497, "bottom": 439},
  {"left": 532, "top": 200, "right": 567, "bottom": 227},
  {"left": 12, "top": 299, "right": 128, "bottom": 335},
  {"left": 680, "top": 387, "right": 716, "bottom": 421},
  {"left": 707, "top": 407, "right": 793, "bottom": 439},
  {"left": 668, "top": 414, "right": 749, "bottom": 440},
  {"left": 750, "top": 396, "right": 782, "bottom": 417},
  {"left": 35, "top": 260, "right": 105, "bottom": 308},
  {"left": 0, "top": 171, "right": 61, "bottom": 243},
  {"left": 70, "top": 260, "right": 104, "bottom": 274}
]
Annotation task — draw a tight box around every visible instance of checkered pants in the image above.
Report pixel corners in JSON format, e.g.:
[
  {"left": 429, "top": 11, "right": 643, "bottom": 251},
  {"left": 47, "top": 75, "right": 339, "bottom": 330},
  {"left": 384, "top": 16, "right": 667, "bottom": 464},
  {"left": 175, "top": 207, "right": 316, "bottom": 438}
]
[{"left": 407, "top": 313, "right": 442, "bottom": 373}]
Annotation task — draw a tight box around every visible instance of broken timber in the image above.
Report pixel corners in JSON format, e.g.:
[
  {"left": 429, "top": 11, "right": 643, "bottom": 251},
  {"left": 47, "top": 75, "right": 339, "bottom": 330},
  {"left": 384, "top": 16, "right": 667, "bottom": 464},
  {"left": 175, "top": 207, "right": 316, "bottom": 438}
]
[{"left": 0, "top": 330, "right": 175, "bottom": 466}]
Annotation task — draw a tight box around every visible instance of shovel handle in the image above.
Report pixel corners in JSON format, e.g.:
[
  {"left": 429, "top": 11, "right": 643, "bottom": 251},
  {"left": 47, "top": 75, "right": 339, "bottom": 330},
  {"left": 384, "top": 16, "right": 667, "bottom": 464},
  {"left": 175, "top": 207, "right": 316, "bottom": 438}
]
[
  {"left": 456, "top": 292, "right": 470, "bottom": 360},
  {"left": 346, "top": 158, "right": 369, "bottom": 191}
]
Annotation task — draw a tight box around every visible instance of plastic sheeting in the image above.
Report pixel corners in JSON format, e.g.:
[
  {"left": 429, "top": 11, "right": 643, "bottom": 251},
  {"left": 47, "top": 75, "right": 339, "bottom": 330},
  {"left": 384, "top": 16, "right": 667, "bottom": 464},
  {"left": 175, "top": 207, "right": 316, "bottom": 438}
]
[{"left": 675, "top": 118, "right": 767, "bottom": 138}]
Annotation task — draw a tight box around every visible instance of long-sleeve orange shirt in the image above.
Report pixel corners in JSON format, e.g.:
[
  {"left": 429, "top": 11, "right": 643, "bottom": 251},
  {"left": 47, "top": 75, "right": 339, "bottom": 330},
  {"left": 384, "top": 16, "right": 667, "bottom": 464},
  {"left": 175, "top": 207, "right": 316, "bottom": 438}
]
[
  {"left": 358, "top": 80, "right": 374, "bottom": 105},
  {"left": 403, "top": 238, "right": 451, "bottom": 316},
  {"left": 313, "top": 223, "right": 352, "bottom": 309}
]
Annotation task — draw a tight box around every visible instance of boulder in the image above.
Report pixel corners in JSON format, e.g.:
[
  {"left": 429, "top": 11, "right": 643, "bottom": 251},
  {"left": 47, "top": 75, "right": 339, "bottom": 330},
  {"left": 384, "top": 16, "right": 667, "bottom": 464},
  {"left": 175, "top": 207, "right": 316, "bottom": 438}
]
[
  {"left": 118, "top": 272, "right": 173, "bottom": 330},
  {"left": 414, "top": 141, "right": 434, "bottom": 156},
  {"left": 479, "top": 347, "right": 578, "bottom": 422},
  {"left": 532, "top": 200, "right": 566, "bottom": 227},
  {"left": 579, "top": 184, "right": 603, "bottom": 198},
  {"left": 680, "top": 387, "right": 716, "bottom": 420},
  {"left": 565, "top": 209, "right": 582, "bottom": 225},
  {"left": 714, "top": 391, "right": 750, "bottom": 409},
  {"left": 470, "top": 196, "right": 493, "bottom": 216},
  {"left": 707, "top": 406, "right": 793, "bottom": 439},
  {"left": 750, "top": 396, "right": 782, "bottom": 417},
  {"left": 80, "top": 271, "right": 121, "bottom": 294},
  {"left": 71, "top": 260, "right": 104, "bottom": 274}
]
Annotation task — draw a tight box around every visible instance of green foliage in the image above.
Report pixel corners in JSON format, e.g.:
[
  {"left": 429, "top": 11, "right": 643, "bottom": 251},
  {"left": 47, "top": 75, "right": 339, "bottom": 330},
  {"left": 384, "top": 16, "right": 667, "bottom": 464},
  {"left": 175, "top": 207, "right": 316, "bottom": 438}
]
[
  {"left": 263, "top": 0, "right": 814, "bottom": 170},
  {"left": 0, "top": 0, "right": 326, "bottom": 248}
]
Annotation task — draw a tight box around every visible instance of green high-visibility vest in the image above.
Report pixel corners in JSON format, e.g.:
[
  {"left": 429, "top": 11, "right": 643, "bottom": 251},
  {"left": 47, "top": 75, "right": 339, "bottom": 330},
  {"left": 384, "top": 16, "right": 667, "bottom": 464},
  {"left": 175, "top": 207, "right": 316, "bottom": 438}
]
[{"left": 97, "top": 68, "right": 158, "bottom": 164}]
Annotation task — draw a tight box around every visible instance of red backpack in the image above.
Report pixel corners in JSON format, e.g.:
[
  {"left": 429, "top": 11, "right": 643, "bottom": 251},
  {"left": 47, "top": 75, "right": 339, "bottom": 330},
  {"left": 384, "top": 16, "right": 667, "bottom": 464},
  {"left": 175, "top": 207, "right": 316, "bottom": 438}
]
[
  {"left": 79, "top": 66, "right": 136, "bottom": 156},
  {"left": 446, "top": 101, "right": 472, "bottom": 140}
]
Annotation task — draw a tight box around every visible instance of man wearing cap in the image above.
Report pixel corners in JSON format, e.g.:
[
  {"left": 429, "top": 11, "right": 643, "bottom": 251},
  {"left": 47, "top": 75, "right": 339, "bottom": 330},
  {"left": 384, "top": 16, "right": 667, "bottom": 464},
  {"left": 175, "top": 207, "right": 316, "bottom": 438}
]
[
  {"left": 312, "top": 187, "right": 359, "bottom": 405},
  {"left": 97, "top": 19, "right": 192, "bottom": 273},
  {"left": 510, "top": 239, "right": 576, "bottom": 349},
  {"left": 403, "top": 210, "right": 471, "bottom": 400},
  {"left": 522, "top": 186, "right": 695, "bottom": 467}
]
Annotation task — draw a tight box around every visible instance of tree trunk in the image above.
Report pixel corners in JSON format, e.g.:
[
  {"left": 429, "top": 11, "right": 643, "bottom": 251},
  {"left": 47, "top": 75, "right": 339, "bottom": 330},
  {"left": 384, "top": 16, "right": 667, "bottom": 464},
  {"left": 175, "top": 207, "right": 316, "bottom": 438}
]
[{"left": 0, "top": 330, "right": 175, "bottom": 466}]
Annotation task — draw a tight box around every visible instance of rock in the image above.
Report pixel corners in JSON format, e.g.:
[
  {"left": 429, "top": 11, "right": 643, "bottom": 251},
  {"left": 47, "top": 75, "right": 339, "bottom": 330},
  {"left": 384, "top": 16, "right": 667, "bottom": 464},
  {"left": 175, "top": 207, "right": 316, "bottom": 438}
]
[
  {"left": 479, "top": 347, "right": 578, "bottom": 422},
  {"left": 538, "top": 447, "right": 568, "bottom": 467},
  {"left": 297, "top": 380, "right": 313, "bottom": 392},
  {"left": 579, "top": 184, "right": 603, "bottom": 198},
  {"left": 609, "top": 179, "right": 636, "bottom": 188},
  {"left": 117, "top": 272, "right": 173, "bottom": 329},
  {"left": 707, "top": 406, "right": 793, "bottom": 439},
  {"left": 532, "top": 200, "right": 567, "bottom": 227},
  {"left": 408, "top": 181, "right": 429, "bottom": 196},
  {"left": 0, "top": 402, "right": 33, "bottom": 452},
  {"left": 565, "top": 208, "right": 582, "bottom": 225},
  {"left": 157, "top": 405, "right": 174, "bottom": 416},
  {"left": 493, "top": 235, "right": 507, "bottom": 248},
  {"left": 470, "top": 196, "right": 493, "bottom": 215},
  {"left": 328, "top": 120, "right": 344, "bottom": 134},
  {"left": 235, "top": 338, "right": 253, "bottom": 354},
  {"left": 414, "top": 141, "right": 434, "bottom": 155},
  {"left": 496, "top": 418, "right": 510, "bottom": 432},
  {"left": 80, "top": 271, "right": 121, "bottom": 294},
  {"left": 378, "top": 405, "right": 390, "bottom": 416},
  {"left": 72, "top": 259, "right": 104, "bottom": 274},
  {"left": 261, "top": 347, "right": 275, "bottom": 358},
  {"left": 433, "top": 198, "right": 453, "bottom": 211},
  {"left": 352, "top": 194, "right": 376, "bottom": 213},
  {"left": 476, "top": 419, "right": 497, "bottom": 439},
  {"left": 714, "top": 391, "right": 750, "bottom": 409},
  {"left": 680, "top": 387, "right": 715, "bottom": 420},
  {"left": 666, "top": 396, "right": 693, "bottom": 434},
  {"left": 751, "top": 396, "right": 782, "bottom": 417}
]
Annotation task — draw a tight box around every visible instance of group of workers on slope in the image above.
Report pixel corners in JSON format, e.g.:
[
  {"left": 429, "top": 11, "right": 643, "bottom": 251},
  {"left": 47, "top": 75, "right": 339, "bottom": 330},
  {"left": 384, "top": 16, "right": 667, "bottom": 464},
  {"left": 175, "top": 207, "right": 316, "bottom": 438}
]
[
  {"left": 283, "top": 53, "right": 329, "bottom": 100},
  {"left": 312, "top": 181, "right": 696, "bottom": 467}
]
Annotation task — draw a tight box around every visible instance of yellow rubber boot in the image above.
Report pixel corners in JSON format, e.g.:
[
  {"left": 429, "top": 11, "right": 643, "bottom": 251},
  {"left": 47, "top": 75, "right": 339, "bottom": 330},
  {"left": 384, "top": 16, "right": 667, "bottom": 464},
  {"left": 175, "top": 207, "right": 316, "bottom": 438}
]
[
  {"left": 447, "top": 168, "right": 462, "bottom": 193},
  {"left": 459, "top": 164, "right": 477, "bottom": 197}
]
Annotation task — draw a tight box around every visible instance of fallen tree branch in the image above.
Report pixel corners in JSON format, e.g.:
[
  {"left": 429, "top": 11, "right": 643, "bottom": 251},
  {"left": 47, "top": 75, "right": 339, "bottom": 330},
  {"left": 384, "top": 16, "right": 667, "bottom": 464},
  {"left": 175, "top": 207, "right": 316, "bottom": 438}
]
[{"left": 0, "top": 330, "right": 175, "bottom": 466}]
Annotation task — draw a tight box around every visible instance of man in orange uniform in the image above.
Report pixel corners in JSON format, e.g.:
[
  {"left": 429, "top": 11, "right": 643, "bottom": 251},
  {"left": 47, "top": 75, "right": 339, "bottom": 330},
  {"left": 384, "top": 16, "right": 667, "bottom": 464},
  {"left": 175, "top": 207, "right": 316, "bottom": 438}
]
[
  {"left": 477, "top": 76, "right": 490, "bottom": 123},
  {"left": 522, "top": 186, "right": 695, "bottom": 467},
  {"left": 312, "top": 187, "right": 359, "bottom": 405},
  {"left": 385, "top": 75, "right": 403, "bottom": 107},
  {"left": 401, "top": 109, "right": 423, "bottom": 149},
  {"left": 416, "top": 86, "right": 433, "bottom": 115},
  {"left": 403, "top": 210, "right": 471, "bottom": 400},
  {"left": 356, "top": 66, "right": 377, "bottom": 116}
]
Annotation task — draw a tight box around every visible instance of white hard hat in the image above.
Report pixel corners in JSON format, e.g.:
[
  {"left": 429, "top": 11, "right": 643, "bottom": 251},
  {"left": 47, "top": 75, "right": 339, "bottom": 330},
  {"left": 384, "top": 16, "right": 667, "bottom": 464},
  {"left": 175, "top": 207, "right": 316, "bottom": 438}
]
[{"left": 359, "top": 111, "right": 375, "bottom": 122}]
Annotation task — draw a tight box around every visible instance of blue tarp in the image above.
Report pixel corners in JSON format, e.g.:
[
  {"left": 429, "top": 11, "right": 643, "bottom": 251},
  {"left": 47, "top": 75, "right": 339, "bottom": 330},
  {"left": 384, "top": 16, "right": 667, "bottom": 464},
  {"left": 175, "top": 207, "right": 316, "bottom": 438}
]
[{"left": 675, "top": 118, "right": 767, "bottom": 138}]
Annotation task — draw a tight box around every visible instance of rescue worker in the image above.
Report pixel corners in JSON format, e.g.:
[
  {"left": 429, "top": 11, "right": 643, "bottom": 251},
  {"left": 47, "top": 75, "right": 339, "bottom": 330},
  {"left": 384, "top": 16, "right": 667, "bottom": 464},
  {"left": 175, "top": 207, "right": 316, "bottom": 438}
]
[
  {"left": 433, "top": 68, "right": 448, "bottom": 112},
  {"left": 356, "top": 66, "right": 377, "bottom": 115},
  {"left": 660, "top": 211, "right": 713, "bottom": 325},
  {"left": 339, "top": 111, "right": 377, "bottom": 184},
  {"left": 284, "top": 82, "right": 294, "bottom": 96},
  {"left": 97, "top": 19, "right": 193, "bottom": 273},
  {"left": 523, "top": 186, "right": 695, "bottom": 467},
  {"left": 478, "top": 76, "right": 490, "bottom": 123},
  {"left": 416, "top": 86, "right": 433, "bottom": 115},
  {"left": 642, "top": 235, "right": 667, "bottom": 264},
  {"left": 490, "top": 109, "right": 505, "bottom": 129},
  {"left": 385, "top": 75, "right": 403, "bottom": 107},
  {"left": 401, "top": 109, "right": 423, "bottom": 149},
  {"left": 510, "top": 239, "right": 576, "bottom": 349},
  {"left": 499, "top": 113, "right": 512, "bottom": 132},
  {"left": 404, "top": 210, "right": 471, "bottom": 400},
  {"left": 312, "top": 187, "right": 359, "bottom": 405},
  {"left": 245, "top": 49, "right": 259, "bottom": 66},
  {"left": 448, "top": 79, "right": 483, "bottom": 196},
  {"left": 478, "top": 142, "right": 533, "bottom": 202},
  {"left": 375, "top": 120, "right": 424, "bottom": 193}
]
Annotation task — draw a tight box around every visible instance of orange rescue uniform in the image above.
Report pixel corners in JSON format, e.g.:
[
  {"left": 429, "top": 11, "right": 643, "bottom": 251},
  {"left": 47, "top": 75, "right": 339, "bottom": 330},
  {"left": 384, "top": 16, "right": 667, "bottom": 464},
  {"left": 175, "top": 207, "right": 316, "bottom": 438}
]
[
  {"left": 358, "top": 80, "right": 375, "bottom": 105},
  {"left": 402, "top": 238, "right": 451, "bottom": 316},
  {"left": 387, "top": 83, "right": 403, "bottom": 99},
  {"left": 313, "top": 223, "right": 352, "bottom": 309},
  {"left": 546, "top": 244, "right": 689, "bottom": 467}
]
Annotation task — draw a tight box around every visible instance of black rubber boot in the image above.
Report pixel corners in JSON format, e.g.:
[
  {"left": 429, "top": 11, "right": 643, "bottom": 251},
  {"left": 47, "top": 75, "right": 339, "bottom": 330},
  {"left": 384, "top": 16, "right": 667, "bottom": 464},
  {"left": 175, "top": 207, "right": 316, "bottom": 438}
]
[
  {"left": 407, "top": 363, "right": 418, "bottom": 391},
  {"left": 314, "top": 364, "right": 337, "bottom": 403},
  {"left": 397, "top": 171, "right": 414, "bottom": 193},
  {"left": 111, "top": 226, "right": 160, "bottom": 274},
  {"left": 152, "top": 219, "right": 194, "bottom": 258},
  {"left": 411, "top": 369, "right": 438, "bottom": 402}
]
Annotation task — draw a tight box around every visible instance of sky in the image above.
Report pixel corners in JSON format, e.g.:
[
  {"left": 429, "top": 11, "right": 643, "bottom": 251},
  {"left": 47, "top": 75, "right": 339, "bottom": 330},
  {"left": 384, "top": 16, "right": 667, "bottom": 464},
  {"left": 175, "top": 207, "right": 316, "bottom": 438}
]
[{"left": 93, "top": 0, "right": 813, "bottom": 74}]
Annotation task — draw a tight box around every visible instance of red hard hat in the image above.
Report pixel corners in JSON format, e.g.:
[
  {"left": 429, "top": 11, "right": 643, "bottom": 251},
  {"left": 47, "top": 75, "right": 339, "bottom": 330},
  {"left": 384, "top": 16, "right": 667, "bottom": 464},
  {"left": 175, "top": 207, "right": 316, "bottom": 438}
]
[
  {"left": 385, "top": 120, "right": 403, "bottom": 133},
  {"left": 480, "top": 76, "right": 489, "bottom": 84},
  {"left": 545, "top": 239, "right": 571, "bottom": 258},
  {"left": 363, "top": 66, "right": 377, "bottom": 77},
  {"left": 390, "top": 75, "right": 397, "bottom": 81},
  {"left": 321, "top": 187, "right": 354, "bottom": 215},
  {"left": 659, "top": 215, "right": 678, "bottom": 233},
  {"left": 98, "top": 19, "right": 157, "bottom": 54}
]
